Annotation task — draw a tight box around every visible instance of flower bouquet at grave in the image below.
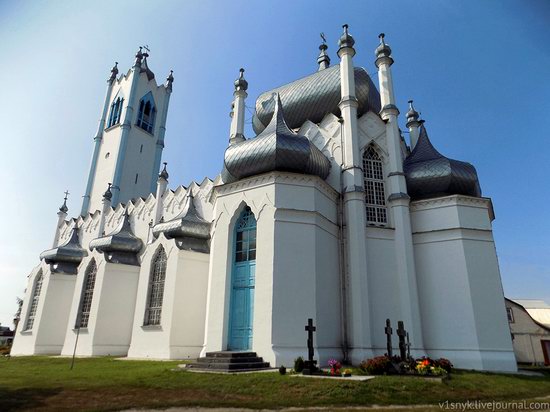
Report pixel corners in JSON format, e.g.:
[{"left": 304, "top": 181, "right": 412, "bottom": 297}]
[{"left": 328, "top": 359, "right": 342, "bottom": 376}]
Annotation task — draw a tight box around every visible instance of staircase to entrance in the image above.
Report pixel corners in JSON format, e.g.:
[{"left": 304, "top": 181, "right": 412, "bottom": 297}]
[{"left": 187, "top": 351, "right": 271, "bottom": 372}]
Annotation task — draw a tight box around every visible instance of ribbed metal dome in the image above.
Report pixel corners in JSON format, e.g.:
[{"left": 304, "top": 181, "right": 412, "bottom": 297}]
[
  {"left": 223, "top": 94, "right": 331, "bottom": 184},
  {"left": 40, "top": 226, "right": 88, "bottom": 274},
  {"left": 404, "top": 125, "right": 481, "bottom": 200},
  {"left": 252, "top": 65, "right": 381, "bottom": 134},
  {"left": 89, "top": 211, "right": 143, "bottom": 266}
]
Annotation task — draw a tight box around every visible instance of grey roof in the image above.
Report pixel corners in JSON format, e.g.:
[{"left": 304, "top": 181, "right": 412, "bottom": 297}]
[
  {"left": 223, "top": 94, "right": 331, "bottom": 184},
  {"left": 403, "top": 125, "right": 481, "bottom": 200},
  {"left": 40, "top": 227, "right": 88, "bottom": 274},
  {"left": 152, "top": 194, "right": 211, "bottom": 241},
  {"left": 89, "top": 211, "right": 143, "bottom": 266},
  {"left": 252, "top": 64, "right": 381, "bottom": 134}
]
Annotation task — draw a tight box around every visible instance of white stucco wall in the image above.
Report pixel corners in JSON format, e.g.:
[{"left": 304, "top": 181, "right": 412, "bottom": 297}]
[
  {"left": 202, "top": 172, "right": 341, "bottom": 367},
  {"left": 11, "top": 263, "right": 77, "bottom": 355},
  {"left": 128, "top": 235, "right": 209, "bottom": 359},
  {"left": 411, "top": 195, "right": 517, "bottom": 372},
  {"left": 61, "top": 253, "right": 140, "bottom": 356}
]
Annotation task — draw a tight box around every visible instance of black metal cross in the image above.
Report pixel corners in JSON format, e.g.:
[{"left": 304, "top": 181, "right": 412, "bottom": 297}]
[
  {"left": 63, "top": 190, "right": 70, "bottom": 200},
  {"left": 384, "top": 318, "right": 393, "bottom": 358},
  {"left": 305, "top": 318, "right": 316, "bottom": 364},
  {"left": 397, "top": 321, "right": 407, "bottom": 360}
]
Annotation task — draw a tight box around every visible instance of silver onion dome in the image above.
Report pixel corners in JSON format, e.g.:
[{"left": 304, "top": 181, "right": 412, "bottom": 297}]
[
  {"left": 375, "top": 33, "right": 392, "bottom": 59},
  {"left": 252, "top": 64, "right": 380, "bottom": 134},
  {"left": 338, "top": 24, "right": 355, "bottom": 51},
  {"left": 89, "top": 211, "right": 143, "bottom": 266},
  {"left": 159, "top": 162, "right": 169, "bottom": 180},
  {"left": 40, "top": 226, "right": 88, "bottom": 274},
  {"left": 152, "top": 193, "right": 211, "bottom": 253},
  {"left": 234, "top": 68, "right": 248, "bottom": 92},
  {"left": 223, "top": 94, "right": 331, "bottom": 184},
  {"left": 403, "top": 125, "right": 481, "bottom": 200}
]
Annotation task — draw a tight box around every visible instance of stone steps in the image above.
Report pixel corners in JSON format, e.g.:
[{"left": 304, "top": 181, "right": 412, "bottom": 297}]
[{"left": 187, "top": 351, "right": 271, "bottom": 372}]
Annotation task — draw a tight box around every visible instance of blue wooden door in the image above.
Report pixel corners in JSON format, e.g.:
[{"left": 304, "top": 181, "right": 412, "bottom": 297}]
[{"left": 228, "top": 208, "right": 256, "bottom": 351}]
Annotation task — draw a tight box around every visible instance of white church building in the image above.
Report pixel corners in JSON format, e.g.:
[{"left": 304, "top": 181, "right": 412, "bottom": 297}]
[{"left": 11, "top": 26, "right": 517, "bottom": 372}]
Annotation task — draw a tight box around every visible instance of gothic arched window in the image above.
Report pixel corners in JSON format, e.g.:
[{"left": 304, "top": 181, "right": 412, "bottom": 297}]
[
  {"left": 363, "top": 146, "right": 387, "bottom": 225},
  {"left": 136, "top": 92, "right": 156, "bottom": 134},
  {"left": 144, "top": 246, "right": 167, "bottom": 326},
  {"left": 107, "top": 96, "right": 124, "bottom": 128},
  {"left": 77, "top": 259, "right": 97, "bottom": 328},
  {"left": 235, "top": 207, "right": 257, "bottom": 263},
  {"left": 24, "top": 271, "right": 43, "bottom": 330}
]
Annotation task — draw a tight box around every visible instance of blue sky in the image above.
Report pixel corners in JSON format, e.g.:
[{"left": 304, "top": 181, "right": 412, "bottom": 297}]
[{"left": 0, "top": 0, "right": 549, "bottom": 328}]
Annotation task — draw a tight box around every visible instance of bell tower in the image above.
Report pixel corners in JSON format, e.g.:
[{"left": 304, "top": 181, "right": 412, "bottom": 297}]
[{"left": 80, "top": 47, "right": 174, "bottom": 215}]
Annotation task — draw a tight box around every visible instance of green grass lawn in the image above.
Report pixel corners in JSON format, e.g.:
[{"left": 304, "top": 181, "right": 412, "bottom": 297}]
[{"left": 1, "top": 357, "right": 549, "bottom": 411}]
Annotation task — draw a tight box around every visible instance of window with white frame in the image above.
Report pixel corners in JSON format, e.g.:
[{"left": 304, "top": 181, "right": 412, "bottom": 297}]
[
  {"left": 77, "top": 259, "right": 97, "bottom": 328},
  {"left": 363, "top": 146, "right": 387, "bottom": 225},
  {"left": 24, "top": 271, "right": 44, "bottom": 330},
  {"left": 144, "top": 246, "right": 167, "bottom": 326}
]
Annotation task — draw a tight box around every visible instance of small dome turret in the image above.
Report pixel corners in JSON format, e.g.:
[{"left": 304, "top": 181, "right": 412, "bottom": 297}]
[
  {"left": 375, "top": 33, "right": 392, "bottom": 59},
  {"left": 234, "top": 68, "right": 248, "bottom": 92},
  {"left": 108, "top": 62, "right": 119, "bottom": 84},
  {"left": 59, "top": 191, "right": 69, "bottom": 214},
  {"left": 404, "top": 124, "right": 481, "bottom": 200},
  {"left": 159, "top": 162, "right": 169, "bottom": 180},
  {"left": 338, "top": 24, "right": 355, "bottom": 51},
  {"left": 103, "top": 183, "right": 113, "bottom": 201},
  {"left": 406, "top": 100, "right": 420, "bottom": 127}
]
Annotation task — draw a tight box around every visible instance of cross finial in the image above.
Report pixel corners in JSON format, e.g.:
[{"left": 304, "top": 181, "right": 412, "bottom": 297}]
[
  {"left": 320, "top": 32, "right": 327, "bottom": 44},
  {"left": 63, "top": 190, "right": 70, "bottom": 201}
]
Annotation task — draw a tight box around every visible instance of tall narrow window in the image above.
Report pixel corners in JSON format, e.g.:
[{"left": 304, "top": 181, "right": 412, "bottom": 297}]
[
  {"left": 144, "top": 246, "right": 167, "bottom": 326},
  {"left": 77, "top": 259, "right": 97, "bottom": 328},
  {"left": 363, "top": 146, "right": 387, "bottom": 225},
  {"left": 107, "top": 97, "right": 124, "bottom": 128},
  {"left": 235, "top": 207, "right": 257, "bottom": 262},
  {"left": 24, "top": 271, "right": 44, "bottom": 330},
  {"left": 136, "top": 92, "right": 156, "bottom": 134}
]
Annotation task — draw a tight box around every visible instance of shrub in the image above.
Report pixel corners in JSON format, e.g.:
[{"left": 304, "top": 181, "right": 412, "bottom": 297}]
[
  {"left": 0, "top": 345, "right": 10, "bottom": 356},
  {"left": 434, "top": 358, "right": 453, "bottom": 373},
  {"left": 279, "top": 365, "right": 287, "bottom": 375},
  {"left": 294, "top": 356, "right": 304, "bottom": 373},
  {"left": 359, "top": 355, "right": 392, "bottom": 375}
]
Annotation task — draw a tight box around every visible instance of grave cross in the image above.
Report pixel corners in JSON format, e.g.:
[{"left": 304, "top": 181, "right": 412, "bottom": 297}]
[
  {"left": 405, "top": 332, "right": 412, "bottom": 361},
  {"left": 303, "top": 318, "right": 318, "bottom": 374},
  {"left": 305, "top": 318, "right": 316, "bottom": 363},
  {"left": 397, "top": 321, "right": 407, "bottom": 360},
  {"left": 384, "top": 318, "right": 393, "bottom": 358}
]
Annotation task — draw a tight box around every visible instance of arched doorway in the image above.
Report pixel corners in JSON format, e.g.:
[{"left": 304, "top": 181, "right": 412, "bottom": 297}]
[{"left": 228, "top": 207, "right": 256, "bottom": 351}]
